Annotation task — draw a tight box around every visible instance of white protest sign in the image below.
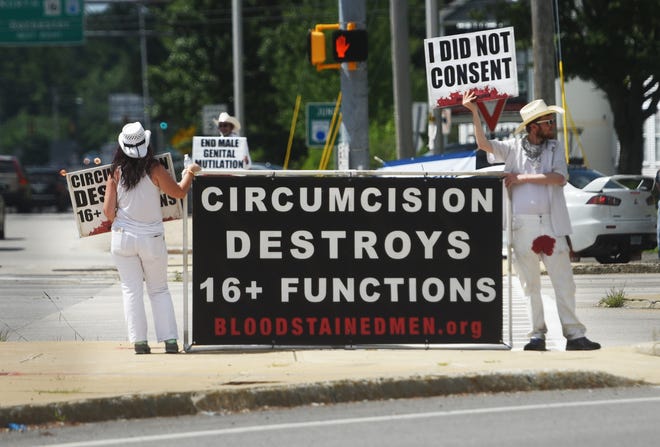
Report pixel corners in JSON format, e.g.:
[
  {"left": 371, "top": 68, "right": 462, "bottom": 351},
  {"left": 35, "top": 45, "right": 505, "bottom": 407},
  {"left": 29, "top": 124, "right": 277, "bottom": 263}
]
[
  {"left": 192, "top": 136, "right": 250, "bottom": 170},
  {"left": 425, "top": 27, "right": 518, "bottom": 109},
  {"left": 66, "top": 153, "right": 183, "bottom": 238}
]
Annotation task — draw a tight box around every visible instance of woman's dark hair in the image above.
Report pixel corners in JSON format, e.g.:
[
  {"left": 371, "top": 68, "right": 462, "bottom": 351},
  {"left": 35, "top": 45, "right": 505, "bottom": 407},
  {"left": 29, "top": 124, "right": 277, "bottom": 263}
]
[{"left": 110, "top": 144, "right": 158, "bottom": 190}]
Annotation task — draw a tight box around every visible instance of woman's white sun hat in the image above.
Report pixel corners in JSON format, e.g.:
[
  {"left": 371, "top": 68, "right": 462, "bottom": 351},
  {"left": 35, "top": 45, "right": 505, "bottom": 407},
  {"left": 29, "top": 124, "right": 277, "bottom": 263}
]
[
  {"left": 118, "top": 122, "right": 151, "bottom": 158},
  {"left": 515, "top": 99, "right": 564, "bottom": 134},
  {"left": 213, "top": 112, "right": 241, "bottom": 132}
]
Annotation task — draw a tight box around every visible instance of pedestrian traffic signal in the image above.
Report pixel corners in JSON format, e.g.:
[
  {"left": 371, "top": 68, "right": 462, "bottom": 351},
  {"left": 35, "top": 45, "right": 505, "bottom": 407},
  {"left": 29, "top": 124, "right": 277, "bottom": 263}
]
[
  {"left": 331, "top": 30, "right": 368, "bottom": 62},
  {"left": 307, "top": 30, "right": 326, "bottom": 65}
]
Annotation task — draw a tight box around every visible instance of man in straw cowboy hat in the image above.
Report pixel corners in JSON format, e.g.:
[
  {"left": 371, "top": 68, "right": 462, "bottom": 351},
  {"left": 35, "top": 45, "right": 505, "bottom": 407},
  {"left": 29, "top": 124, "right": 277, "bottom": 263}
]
[
  {"left": 463, "top": 91, "right": 600, "bottom": 351},
  {"left": 214, "top": 112, "right": 252, "bottom": 168}
]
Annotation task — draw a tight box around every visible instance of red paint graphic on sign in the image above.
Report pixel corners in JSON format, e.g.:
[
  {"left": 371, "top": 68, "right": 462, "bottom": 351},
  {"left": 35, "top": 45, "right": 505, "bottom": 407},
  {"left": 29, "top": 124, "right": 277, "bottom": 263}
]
[
  {"left": 435, "top": 86, "right": 507, "bottom": 108},
  {"left": 88, "top": 219, "right": 112, "bottom": 236},
  {"left": 476, "top": 98, "right": 508, "bottom": 132}
]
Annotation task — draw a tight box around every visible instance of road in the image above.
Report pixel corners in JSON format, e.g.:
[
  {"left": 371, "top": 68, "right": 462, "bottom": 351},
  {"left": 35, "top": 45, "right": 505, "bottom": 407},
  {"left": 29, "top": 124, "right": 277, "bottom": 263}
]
[{"left": 2, "top": 387, "right": 660, "bottom": 446}]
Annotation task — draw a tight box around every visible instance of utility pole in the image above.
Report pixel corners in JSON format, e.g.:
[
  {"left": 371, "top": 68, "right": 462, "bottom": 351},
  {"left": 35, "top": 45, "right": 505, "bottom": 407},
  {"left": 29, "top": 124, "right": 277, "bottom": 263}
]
[
  {"left": 390, "top": 0, "right": 414, "bottom": 160},
  {"left": 425, "top": 0, "right": 443, "bottom": 154},
  {"left": 531, "top": 0, "right": 556, "bottom": 103},
  {"left": 138, "top": 3, "right": 151, "bottom": 130},
  {"left": 232, "top": 0, "right": 245, "bottom": 133},
  {"left": 338, "top": 0, "right": 369, "bottom": 169}
]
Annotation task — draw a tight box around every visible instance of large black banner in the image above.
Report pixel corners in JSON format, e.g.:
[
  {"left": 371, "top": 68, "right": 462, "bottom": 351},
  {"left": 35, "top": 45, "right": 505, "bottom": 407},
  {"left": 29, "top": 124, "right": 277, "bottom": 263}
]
[{"left": 192, "top": 175, "right": 503, "bottom": 346}]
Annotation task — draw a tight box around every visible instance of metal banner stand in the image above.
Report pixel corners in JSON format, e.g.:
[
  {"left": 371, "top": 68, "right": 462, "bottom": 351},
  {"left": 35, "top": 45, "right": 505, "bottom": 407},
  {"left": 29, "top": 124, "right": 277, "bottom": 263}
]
[
  {"left": 506, "top": 186, "right": 513, "bottom": 348},
  {"left": 180, "top": 169, "right": 512, "bottom": 351},
  {"left": 182, "top": 193, "right": 190, "bottom": 351}
]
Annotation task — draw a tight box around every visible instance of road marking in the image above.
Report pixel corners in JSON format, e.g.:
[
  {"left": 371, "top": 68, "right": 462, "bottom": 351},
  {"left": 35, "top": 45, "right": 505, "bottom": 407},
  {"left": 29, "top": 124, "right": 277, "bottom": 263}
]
[{"left": 44, "top": 395, "right": 660, "bottom": 446}]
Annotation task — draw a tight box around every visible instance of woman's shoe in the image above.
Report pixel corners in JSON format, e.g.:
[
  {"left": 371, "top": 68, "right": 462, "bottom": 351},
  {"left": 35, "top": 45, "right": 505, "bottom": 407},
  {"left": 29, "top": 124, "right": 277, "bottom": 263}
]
[
  {"left": 134, "top": 341, "right": 151, "bottom": 354},
  {"left": 165, "top": 339, "right": 179, "bottom": 354}
]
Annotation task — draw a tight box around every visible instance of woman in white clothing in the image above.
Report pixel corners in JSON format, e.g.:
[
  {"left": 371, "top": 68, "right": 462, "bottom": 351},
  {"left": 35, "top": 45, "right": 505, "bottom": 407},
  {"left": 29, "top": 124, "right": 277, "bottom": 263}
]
[{"left": 103, "top": 122, "right": 200, "bottom": 354}]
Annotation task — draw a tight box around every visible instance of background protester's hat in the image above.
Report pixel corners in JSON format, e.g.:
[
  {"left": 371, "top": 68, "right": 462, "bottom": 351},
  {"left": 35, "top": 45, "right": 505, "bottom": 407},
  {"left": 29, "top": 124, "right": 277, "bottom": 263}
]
[
  {"left": 213, "top": 112, "right": 241, "bottom": 132},
  {"left": 515, "top": 99, "right": 564, "bottom": 134},
  {"left": 118, "top": 122, "right": 151, "bottom": 158}
]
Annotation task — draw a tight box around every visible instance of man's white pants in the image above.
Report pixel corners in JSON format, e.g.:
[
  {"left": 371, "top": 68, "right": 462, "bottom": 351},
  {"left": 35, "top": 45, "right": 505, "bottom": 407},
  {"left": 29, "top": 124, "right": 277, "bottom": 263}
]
[
  {"left": 111, "top": 229, "right": 178, "bottom": 343},
  {"left": 511, "top": 214, "right": 586, "bottom": 340}
]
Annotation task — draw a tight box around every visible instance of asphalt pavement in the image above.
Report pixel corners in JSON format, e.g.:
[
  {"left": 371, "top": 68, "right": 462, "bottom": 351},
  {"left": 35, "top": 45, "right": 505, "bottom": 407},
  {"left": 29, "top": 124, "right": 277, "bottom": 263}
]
[{"left": 1, "top": 217, "right": 660, "bottom": 427}]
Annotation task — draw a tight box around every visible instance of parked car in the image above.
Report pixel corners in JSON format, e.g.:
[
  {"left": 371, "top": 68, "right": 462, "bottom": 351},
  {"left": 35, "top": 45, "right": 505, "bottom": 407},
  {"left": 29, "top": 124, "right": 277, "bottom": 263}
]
[
  {"left": 564, "top": 166, "right": 657, "bottom": 263},
  {"left": 0, "top": 155, "right": 31, "bottom": 212},
  {"left": 0, "top": 194, "right": 5, "bottom": 239},
  {"left": 26, "top": 166, "right": 71, "bottom": 212}
]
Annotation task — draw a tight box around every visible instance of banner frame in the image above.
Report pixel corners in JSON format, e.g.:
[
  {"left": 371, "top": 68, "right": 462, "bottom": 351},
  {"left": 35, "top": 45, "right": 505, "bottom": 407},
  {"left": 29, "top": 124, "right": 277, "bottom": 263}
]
[{"left": 182, "top": 169, "right": 513, "bottom": 352}]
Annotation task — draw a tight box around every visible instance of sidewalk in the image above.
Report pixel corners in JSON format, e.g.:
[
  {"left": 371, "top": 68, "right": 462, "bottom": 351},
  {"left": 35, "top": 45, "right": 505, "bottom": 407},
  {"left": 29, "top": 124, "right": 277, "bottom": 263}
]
[
  {"left": 2, "top": 341, "right": 659, "bottom": 426},
  {"left": 2, "top": 217, "right": 660, "bottom": 427}
]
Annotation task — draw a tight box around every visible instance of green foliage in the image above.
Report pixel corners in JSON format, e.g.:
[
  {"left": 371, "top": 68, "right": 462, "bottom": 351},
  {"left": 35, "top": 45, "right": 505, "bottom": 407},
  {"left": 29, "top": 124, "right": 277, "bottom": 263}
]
[
  {"left": 0, "top": 3, "right": 145, "bottom": 166},
  {"left": 370, "top": 118, "right": 398, "bottom": 167},
  {"left": 496, "top": 0, "right": 660, "bottom": 174},
  {"left": 15, "top": 0, "right": 659, "bottom": 172},
  {"left": 599, "top": 286, "right": 627, "bottom": 308},
  {"left": 148, "top": 0, "right": 431, "bottom": 167},
  {"left": 0, "top": 0, "right": 433, "bottom": 168},
  {"left": 557, "top": 0, "right": 660, "bottom": 173}
]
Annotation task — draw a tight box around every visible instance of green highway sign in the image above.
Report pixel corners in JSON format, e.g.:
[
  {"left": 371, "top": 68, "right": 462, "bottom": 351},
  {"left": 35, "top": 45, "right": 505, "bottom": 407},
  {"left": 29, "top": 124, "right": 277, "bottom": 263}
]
[
  {"left": 306, "top": 102, "right": 342, "bottom": 148},
  {"left": 0, "top": 0, "right": 84, "bottom": 45}
]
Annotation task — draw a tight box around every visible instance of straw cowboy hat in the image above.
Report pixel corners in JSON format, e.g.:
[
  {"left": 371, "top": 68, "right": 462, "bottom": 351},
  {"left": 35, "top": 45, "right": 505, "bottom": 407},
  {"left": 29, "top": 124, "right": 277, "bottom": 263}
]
[
  {"left": 515, "top": 99, "right": 564, "bottom": 134},
  {"left": 118, "top": 122, "right": 151, "bottom": 158},
  {"left": 213, "top": 112, "right": 241, "bottom": 132}
]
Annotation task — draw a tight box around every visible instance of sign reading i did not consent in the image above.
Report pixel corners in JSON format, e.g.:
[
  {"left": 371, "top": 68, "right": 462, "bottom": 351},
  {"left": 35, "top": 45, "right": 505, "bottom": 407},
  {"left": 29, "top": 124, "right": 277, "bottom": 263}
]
[
  {"left": 192, "top": 175, "right": 504, "bottom": 347},
  {"left": 425, "top": 26, "right": 518, "bottom": 108}
]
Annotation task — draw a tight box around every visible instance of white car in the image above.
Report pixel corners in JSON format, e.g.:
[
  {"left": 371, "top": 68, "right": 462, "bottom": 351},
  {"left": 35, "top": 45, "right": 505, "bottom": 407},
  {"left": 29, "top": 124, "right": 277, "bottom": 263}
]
[{"left": 563, "top": 167, "right": 657, "bottom": 263}]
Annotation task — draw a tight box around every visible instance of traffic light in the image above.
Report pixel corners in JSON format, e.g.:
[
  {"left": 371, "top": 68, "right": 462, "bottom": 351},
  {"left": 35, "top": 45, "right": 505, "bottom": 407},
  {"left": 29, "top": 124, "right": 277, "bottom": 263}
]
[
  {"left": 331, "top": 30, "right": 368, "bottom": 62},
  {"left": 307, "top": 30, "right": 326, "bottom": 65},
  {"left": 159, "top": 121, "right": 168, "bottom": 130}
]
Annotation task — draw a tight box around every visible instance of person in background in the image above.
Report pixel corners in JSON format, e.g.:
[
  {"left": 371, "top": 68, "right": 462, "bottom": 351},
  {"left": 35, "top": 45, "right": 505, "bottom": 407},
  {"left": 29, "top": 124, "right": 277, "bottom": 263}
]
[
  {"left": 103, "top": 122, "right": 201, "bottom": 354},
  {"left": 463, "top": 91, "right": 600, "bottom": 352},
  {"left": 214, "top": 112, "right": 252, "bottom": 168}
]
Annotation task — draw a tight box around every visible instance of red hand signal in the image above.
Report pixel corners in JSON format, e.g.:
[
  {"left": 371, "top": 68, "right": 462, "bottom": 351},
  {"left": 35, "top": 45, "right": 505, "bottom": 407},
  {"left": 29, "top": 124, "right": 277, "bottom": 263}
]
[{"left": 335, "top": 35, "right": 350, "bottom": 58}]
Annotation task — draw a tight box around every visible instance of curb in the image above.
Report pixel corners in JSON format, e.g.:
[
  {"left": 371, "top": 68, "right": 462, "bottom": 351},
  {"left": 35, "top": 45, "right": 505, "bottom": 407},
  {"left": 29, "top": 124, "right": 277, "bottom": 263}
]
[{"left": 0, "top": 371, "right": 644, "bottom": 427}]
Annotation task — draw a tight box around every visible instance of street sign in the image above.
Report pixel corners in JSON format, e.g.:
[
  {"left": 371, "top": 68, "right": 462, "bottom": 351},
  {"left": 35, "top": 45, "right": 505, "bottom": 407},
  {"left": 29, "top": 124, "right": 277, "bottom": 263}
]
[
  {"left": 306, "top": 102, "right": 340, "bottom": 148},
  {"left": 0, "top": 0, "right": 84, "bottom": 45}
]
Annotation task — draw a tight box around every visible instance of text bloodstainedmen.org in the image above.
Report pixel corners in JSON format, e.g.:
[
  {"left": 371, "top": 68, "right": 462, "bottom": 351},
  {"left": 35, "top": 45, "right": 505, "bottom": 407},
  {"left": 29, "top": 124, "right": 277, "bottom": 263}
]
[{"left": 215, "top": 316, "right": 483, "bottom": 339}]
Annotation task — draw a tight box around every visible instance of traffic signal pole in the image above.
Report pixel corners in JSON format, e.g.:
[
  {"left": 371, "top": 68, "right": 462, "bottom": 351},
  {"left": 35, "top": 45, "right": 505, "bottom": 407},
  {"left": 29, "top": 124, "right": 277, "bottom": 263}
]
[
  {"left": 390, "top": 0, "right": 414, "bottom": 160},
  {"left": 338, "top": 0, "right": 369, "bottom": 170}
]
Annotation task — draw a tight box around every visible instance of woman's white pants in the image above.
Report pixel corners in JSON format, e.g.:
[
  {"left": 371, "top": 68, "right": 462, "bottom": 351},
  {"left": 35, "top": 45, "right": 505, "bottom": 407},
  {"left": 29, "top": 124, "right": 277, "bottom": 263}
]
[{"left": 111, "top": 229, "right": 178, "bottom": 343}]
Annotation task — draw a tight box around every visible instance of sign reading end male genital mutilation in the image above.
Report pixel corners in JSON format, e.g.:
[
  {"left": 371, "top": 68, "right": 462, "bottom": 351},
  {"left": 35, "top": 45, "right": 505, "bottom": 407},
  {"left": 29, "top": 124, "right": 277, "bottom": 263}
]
[
  {"left": 425, "top": 27, "right": 518, "bottom": 108},
  {"left": 192, "top": 136, "right": 250, "bottom": 171}
]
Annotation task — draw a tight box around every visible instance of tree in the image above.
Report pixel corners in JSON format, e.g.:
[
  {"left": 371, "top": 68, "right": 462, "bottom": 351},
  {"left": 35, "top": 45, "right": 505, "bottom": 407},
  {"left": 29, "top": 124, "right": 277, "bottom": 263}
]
[
  {"left": 557, "top": 0, "right": 660, "bottom": 174},
  {"left": 501, "top": 0, "right": 660, "bottom": 174},
  {"left": 149, "top": 0, "right": 431, "bottom": 168},
  {"left": 0, "top": 3, "right": 151, "bottom": 165}
]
